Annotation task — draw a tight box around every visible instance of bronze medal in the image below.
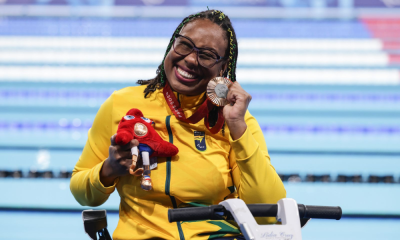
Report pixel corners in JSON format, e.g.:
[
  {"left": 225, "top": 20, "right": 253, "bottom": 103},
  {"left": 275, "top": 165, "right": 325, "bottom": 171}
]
[
  {"left": 206, "top": 77, "right": 232, "bottom": 106},
  {"left": 134, "top": 123, "right": 148, "bottom": 136}
]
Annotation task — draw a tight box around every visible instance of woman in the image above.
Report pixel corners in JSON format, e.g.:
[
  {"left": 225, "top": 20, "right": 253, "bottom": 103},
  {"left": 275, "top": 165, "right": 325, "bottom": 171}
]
[{"left": 70, "top": 9, "right": 286, "bottom": 240}]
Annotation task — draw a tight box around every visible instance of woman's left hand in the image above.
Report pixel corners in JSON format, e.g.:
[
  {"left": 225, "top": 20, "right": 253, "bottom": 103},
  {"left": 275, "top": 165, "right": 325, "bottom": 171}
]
[{"left": 223, "top": 81, "right": 252, "bottom": 140}]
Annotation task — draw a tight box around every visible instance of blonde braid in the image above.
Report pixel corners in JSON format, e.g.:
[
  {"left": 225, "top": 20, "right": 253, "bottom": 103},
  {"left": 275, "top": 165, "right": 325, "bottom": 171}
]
[
  {"left": 227, "top": 28, "right": 236, "bottom": 81},
  {"left": 212, "top": 10, "right": 226, "bottom": 20}
]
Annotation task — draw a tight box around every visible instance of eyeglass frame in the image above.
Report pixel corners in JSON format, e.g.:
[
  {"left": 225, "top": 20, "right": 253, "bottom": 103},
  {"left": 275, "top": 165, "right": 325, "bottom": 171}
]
[{"left": 172, "top": 33, "right": 228, "bottom": 68}]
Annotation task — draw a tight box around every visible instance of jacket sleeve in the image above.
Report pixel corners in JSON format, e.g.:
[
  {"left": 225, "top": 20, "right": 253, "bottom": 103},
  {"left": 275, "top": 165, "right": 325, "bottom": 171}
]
[
  {"left": 229, "top": 111, "right": 286, "bottom": 223},
  {"left": 70, "top": 94, "right": 118, "bottom": 207}
]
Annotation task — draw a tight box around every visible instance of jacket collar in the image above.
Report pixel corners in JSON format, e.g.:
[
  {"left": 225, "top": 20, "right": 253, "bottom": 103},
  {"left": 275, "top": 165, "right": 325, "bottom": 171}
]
[
  {"left": 174, "top": 91, "right": 206, "bottom": 110},
  {"left": 155, "top": 87, "right": 206, "bottom": 110}
]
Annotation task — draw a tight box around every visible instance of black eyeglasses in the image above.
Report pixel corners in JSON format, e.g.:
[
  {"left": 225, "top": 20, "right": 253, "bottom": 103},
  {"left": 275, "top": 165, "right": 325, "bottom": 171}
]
[{"left": 172, "top": 34, "right": 227, "bottom": 68}]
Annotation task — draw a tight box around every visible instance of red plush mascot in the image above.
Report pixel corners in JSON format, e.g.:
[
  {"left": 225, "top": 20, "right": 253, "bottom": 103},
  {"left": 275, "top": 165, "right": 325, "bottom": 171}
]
[{"left": 115, "top": 108, "right": 179, "bottom": 191}]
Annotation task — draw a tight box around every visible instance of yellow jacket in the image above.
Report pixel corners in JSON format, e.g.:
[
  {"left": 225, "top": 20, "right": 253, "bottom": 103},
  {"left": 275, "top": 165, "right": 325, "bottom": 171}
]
[{"left": 70, "top": 85, "right": 286, "bottom": 240}]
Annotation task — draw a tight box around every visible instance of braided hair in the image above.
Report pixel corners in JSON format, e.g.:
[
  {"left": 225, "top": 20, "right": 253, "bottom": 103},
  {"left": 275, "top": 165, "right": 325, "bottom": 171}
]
[{"left": 137, "top": 9, "right": 238, "bottom": 130}]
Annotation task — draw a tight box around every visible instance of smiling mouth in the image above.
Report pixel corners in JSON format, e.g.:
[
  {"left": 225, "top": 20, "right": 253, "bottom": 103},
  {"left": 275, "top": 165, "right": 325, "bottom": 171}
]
[{"left": 176, "top": 66, "right": 198, "bottom": 80}]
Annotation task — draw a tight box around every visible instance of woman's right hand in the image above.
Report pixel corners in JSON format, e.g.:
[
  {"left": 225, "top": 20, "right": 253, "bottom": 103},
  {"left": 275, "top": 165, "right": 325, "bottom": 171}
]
[{"left": 100, "top": 134, "right": 143, "bottom": 187}]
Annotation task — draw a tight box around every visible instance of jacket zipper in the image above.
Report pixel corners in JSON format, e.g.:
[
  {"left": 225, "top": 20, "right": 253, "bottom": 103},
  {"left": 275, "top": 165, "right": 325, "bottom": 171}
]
[{"left": 165, "top": 115, "right": 185, "bottom": 240}]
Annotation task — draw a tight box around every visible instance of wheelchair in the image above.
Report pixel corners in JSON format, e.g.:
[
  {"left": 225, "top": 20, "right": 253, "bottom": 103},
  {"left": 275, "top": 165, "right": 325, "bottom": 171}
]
[{"left": 83, "top": 198, "right": 341, "bottom": 240}]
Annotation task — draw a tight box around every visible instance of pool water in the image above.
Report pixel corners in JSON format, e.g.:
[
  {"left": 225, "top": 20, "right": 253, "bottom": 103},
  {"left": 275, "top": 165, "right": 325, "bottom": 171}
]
[{"left": 1, "top": 211, "right": 399, "bottom": 240}]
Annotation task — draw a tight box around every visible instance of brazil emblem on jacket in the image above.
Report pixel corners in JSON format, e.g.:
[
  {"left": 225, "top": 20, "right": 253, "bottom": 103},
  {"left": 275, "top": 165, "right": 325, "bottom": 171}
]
[{"left": 194, "top": 131, "right": 206, "bottom": 151}]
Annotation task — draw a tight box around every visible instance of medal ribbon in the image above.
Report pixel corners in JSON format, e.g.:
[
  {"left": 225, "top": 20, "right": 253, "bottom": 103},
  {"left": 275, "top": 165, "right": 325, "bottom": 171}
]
[{"left": 163, "top": 81, "right": 225, "bottom": 134}]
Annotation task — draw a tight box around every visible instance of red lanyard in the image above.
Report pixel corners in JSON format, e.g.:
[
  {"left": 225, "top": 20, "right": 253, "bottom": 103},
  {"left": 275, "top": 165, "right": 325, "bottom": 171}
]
[{"left": 163, "top": 81, "right": 225, "bottom": 134}]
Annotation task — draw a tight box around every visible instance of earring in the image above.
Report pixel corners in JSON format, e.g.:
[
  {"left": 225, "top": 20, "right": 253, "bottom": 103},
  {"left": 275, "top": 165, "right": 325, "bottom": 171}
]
[{"left": 219, "top": 69, "right": 224, "bottom": 77}]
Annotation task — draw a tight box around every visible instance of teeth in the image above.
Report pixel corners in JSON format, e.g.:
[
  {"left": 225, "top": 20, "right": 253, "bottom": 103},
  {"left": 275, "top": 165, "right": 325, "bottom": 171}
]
[{"left": 177, "top": 67, "right": 196, "bottom": 79}]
